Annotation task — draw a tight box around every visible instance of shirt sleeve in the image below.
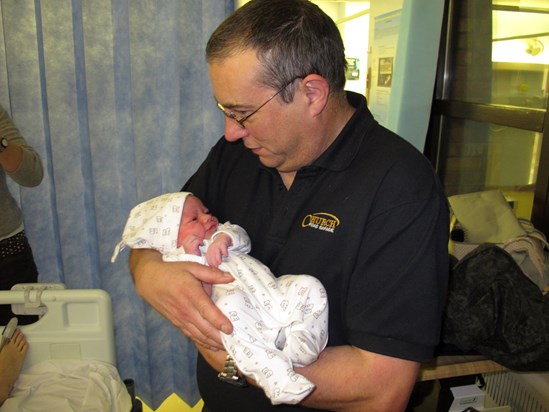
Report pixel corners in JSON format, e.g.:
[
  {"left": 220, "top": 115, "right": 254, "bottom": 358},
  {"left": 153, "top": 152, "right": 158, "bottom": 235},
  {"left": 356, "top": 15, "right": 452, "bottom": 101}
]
[
  {"left": 211, "top": 222, "right": 252, "bottom": 254},
  {"left": 346, "top": 168, "right": 450, "bottom": 362}
]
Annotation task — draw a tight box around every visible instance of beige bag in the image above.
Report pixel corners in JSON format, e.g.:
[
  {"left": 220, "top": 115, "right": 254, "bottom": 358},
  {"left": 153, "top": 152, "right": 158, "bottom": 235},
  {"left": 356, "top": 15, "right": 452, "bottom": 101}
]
[
  {"left": 448, "top": 190, "right": 525, "bottom": 259},
  {"left": 449, "top": 190, "right": 525, "bottom": 242},
  {"left": 448, "top": 190, "right": 549, "bottom": 291}
]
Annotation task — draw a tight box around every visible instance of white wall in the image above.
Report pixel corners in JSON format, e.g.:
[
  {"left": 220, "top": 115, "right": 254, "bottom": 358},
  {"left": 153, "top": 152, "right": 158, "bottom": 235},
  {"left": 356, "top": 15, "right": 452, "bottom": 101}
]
[{"left": 386, "top": 0, "right": 445, "bottom": 151}]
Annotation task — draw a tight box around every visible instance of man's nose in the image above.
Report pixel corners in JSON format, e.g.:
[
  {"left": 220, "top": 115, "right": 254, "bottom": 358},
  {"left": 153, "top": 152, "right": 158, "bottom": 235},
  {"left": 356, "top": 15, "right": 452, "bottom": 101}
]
[{"left": 224, "top": 119, "right": 248, "bottom": 142}]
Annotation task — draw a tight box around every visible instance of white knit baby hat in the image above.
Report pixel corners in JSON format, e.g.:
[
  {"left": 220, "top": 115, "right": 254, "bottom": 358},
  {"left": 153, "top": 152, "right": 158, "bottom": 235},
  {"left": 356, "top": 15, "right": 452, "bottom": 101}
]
[{"left": 111, "top": 192, "right": 192, "bottom": 262}]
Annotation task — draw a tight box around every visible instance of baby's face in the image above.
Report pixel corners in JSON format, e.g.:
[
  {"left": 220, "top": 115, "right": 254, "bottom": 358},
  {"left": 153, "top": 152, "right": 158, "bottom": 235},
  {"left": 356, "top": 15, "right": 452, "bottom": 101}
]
[{"left": 177, "top": 195, "right": 219, "bottom": 254}]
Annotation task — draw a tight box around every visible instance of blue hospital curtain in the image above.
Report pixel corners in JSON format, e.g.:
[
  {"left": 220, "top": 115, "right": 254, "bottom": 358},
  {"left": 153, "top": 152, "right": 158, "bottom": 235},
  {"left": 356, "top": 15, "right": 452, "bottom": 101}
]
[{"left": 0, "top": 0, "right": 233, "bottom": 408}]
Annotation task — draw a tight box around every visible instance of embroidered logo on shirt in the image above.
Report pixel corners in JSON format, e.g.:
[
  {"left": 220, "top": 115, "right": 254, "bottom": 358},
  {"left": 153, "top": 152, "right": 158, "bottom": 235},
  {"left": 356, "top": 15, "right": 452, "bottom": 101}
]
[{"left": 301, "top": 212, "right": 340, "bottom": 233}]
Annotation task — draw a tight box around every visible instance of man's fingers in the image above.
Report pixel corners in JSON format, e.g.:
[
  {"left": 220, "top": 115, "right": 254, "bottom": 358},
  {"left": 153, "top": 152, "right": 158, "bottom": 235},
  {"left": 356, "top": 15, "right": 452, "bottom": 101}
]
[
  {"left": 130, "top": 253, "right": 233, "bottom": 347},
  {"left": 184, "top": 262, "right": 234, "bottom": 284},
  {"left": 195, "top": 292, "right": 233, "bottom": 336},
  {"left": 180, "top": 320, "right": 224, "bottom": 350},
  {"left": 164, "top": 279, "right": 233, "bottom": 341}
]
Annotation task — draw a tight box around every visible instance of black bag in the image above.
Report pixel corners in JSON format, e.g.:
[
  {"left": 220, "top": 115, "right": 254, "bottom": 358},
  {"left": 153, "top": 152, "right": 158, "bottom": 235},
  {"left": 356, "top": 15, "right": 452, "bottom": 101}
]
[{"left": 442, "top": 244, "right": 549, "bottom": 371}]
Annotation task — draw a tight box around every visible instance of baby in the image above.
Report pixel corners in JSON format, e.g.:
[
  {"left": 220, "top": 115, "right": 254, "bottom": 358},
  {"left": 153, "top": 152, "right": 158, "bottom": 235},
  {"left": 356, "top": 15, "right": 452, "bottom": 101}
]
[{"left": 112, "top": 192, "right": 328, "bottom": 405}]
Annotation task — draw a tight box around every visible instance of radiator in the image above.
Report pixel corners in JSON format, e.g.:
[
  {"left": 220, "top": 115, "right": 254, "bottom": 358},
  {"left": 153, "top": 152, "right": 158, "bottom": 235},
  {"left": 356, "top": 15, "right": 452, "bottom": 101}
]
[{"left": 483, "top": 371, "right": 549, "bottom": 412}]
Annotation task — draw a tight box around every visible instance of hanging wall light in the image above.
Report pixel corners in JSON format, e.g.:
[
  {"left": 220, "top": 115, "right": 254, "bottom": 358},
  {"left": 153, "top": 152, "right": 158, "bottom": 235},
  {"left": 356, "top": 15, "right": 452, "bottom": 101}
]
[{"left": 525, "top": 38, "right": 544, "bottom": 56}]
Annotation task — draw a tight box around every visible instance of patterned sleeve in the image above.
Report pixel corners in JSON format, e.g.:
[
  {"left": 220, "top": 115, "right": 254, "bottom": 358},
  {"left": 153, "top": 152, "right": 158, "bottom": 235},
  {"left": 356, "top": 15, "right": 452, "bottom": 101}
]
[{"left": 212, "top": 221, "right": 251, "bottom": 254}]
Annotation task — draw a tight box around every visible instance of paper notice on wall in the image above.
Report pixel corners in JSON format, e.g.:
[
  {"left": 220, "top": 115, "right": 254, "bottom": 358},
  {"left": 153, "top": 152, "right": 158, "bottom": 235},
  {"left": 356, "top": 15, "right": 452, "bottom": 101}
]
[{"left": 369, "top": 9, "right": 401, "bottom": 127}]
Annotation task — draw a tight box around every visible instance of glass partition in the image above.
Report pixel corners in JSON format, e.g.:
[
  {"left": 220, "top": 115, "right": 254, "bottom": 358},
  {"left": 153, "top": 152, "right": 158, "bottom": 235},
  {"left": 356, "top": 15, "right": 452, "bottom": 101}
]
[
  {"left": 448, "top": 1, "right": 549, "bottom": 110},
  {"left": 429, "top": 0, "right": 549, "bottom": 232},
  {"left": 440, "top": 117, "right": 540, "bottom": 219}
]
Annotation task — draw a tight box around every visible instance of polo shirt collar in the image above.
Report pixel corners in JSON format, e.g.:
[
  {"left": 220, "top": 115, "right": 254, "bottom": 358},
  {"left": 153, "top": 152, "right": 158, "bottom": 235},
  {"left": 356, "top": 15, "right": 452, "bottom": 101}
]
[
  {"left": 258, "top": 91, "right": 377, "bottom": 175},
  {"left": 311, "top": 91, "right": 376, "bottom": 172}
]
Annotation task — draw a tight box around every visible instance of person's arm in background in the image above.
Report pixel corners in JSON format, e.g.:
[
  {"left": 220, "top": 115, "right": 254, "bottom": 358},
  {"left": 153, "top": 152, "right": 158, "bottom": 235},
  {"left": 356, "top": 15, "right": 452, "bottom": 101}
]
[{"left": 0, "top": 105, "right": 43, "bottom": 186}]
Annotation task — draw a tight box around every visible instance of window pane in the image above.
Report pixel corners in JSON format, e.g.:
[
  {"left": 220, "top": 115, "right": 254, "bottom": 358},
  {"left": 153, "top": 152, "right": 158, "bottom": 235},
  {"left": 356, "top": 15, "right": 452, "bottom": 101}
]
[
  {"left": 441, "top": 117, "right": 540, "bottom": 219},
  {"left": 449, "top": 0, "right": 549, "bottom": 110}
]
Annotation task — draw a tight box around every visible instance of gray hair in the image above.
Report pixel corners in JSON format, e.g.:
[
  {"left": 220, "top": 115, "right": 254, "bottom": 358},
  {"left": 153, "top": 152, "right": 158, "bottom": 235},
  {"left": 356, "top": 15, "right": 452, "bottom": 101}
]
[{"left": 206, "top": 0, "right": 347, "bottom": 102}]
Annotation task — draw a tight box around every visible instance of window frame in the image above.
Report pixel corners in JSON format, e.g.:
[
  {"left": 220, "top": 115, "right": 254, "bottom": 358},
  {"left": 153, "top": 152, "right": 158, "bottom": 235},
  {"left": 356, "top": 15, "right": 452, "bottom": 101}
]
[{"left": 426, "top": 0, "right": 549, "bottom": 236}]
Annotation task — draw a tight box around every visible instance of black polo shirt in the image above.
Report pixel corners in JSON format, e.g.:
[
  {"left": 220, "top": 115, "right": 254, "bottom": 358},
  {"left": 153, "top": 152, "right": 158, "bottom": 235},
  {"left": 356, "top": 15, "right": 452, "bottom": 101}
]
[{"left": 184, "top": 92, "right": 449, "bottom": 412}]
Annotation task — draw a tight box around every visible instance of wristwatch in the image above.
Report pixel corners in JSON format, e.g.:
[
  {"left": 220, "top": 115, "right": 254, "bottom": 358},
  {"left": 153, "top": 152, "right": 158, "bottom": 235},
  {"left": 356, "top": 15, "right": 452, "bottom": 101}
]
[
  {"left": 218, "top": 355, "right": 248, "bottom": 387},
  {"left": 0, "top": 137, "right": 7, "bottom": 153}
]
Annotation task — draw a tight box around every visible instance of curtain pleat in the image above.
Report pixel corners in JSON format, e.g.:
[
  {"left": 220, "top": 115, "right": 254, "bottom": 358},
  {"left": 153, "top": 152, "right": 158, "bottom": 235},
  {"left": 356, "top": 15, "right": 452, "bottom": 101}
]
[{"left": 0, "top": 0, "right": 233, "bottom": 407}]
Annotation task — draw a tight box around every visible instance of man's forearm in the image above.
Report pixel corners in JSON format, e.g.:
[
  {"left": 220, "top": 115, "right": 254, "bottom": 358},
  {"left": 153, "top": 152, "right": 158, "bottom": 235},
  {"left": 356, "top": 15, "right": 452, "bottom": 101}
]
[
  {"left": 297, "top": 346, "right": 419, "bottom": 412},
  {"left": 196, "top": 344, "right": 228, "bottom": 373},
  {"left": 198, "top": 341, "right": 420, "bottom": 411},
  {"left": 129, "top": 248, "right": 162, "bottom": 283}
]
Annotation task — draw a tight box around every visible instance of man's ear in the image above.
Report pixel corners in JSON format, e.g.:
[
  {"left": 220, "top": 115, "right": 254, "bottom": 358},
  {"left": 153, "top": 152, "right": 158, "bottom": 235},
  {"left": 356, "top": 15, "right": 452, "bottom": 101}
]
[{"left": 302, "top": 74, "right": 329, "bottom": 116}]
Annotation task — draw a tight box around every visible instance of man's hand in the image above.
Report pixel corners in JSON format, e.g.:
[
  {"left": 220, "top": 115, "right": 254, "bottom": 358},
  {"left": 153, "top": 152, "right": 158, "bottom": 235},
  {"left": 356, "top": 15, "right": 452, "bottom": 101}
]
[{"left": 129, "top": 248, "right": 234, "bottom": 350}]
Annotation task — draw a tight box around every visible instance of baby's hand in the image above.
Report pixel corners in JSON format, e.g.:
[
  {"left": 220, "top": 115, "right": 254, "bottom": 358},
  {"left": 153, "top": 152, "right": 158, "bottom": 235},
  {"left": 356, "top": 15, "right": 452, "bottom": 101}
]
[
  {"left": 181, "top": 234, "right": 203, "bottom": 256},
  {"left": 206, "top": 234, "right": 232, "bottom": 267}
]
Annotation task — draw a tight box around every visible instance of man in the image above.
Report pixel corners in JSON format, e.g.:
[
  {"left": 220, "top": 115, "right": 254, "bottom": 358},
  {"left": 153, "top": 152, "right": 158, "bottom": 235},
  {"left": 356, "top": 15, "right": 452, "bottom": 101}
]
[{"left": 130, "top": 1, "right": 449, "bottom": 411}]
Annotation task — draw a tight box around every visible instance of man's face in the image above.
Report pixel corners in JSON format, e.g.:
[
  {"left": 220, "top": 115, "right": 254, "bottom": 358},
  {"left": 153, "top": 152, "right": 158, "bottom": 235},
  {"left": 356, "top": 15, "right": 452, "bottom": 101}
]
[
  {"left": 177, "top": 195, "right": 219, "bottom": 254},
  {"left": 209, "top": 50, "right": 312, "bottom": 174}
]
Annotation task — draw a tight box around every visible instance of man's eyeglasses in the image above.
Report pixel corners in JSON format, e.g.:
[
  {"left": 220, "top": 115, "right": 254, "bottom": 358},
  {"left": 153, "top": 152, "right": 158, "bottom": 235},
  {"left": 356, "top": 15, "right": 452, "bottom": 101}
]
[{"left": 216, "top": 78, "right": 301, "bottom": 128}]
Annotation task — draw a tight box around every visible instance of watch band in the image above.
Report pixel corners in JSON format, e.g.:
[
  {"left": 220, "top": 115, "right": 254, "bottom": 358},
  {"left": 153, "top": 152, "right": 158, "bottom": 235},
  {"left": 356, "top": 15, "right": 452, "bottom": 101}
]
[{"left": 218, "top": 354, "right": 248, "bottom": 387}]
